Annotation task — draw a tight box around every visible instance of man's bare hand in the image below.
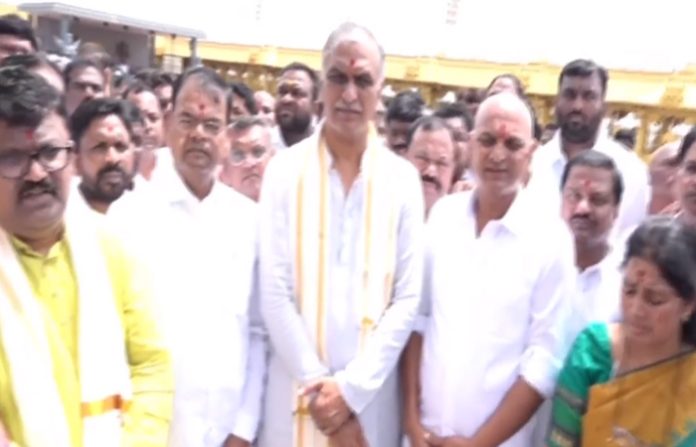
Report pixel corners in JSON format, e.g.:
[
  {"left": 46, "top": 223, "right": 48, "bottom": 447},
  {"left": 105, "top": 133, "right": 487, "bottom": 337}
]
[
  {"left": 222, "top": 434, "right": 251, "bottom": 447},
  {"left": 328, "top": 416, "right": 367, "bottom": 447},
  {"left": 302, "top": 378, "right": 351, "bottom": 435}
]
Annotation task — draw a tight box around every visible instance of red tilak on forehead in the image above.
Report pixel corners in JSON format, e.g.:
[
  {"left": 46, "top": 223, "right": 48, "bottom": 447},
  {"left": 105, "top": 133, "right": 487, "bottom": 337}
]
[
  {"left": 106, "top": 124, "right": 114, "bottom": 132},
  {"left": 496, "top": 123, "right": 509, "bottom": 139},
  {"left": 24, "top": 129, "right": 34, "bottom": 141},
  {"left": 350, "top": 58, "right": 356, "bottom": 67}
]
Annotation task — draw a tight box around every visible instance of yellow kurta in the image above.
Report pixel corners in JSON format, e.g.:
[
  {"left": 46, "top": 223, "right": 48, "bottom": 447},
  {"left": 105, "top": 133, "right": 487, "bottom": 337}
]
[{"left": 0, "top": 227, "right": 173, "bottom": 446}]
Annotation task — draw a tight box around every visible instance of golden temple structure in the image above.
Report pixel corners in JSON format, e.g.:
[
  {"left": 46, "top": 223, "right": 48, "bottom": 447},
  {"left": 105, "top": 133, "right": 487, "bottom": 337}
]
[{"left": 156, "top": 35, "right": 696, "bottom": 160}]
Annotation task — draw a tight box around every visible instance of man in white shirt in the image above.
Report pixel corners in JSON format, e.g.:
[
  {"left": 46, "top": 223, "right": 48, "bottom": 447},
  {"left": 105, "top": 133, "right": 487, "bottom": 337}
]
[
  {"left": 123, "top": 81, "right": 166, "bottom": 180},
  {"left": 402, "top": 92, "right": 574, "bottom": 447},
  {"left": 258, "top": 22, "right": 424, "bottom": 447},
  {"left": 404, "top": 116, "right": 457, "bottom": 217},
  {"left": 271, "top": 62, "right": 318, "bottom": 151},
  {"left": 119, "top": 66, "right": 266, "bottom": 447},
  {"left": 220, "top": 116, "right": 275, "bottom": 202},
  {"left": 561, "top": 149, "right": 624, "bottom": 337},
  {"left": 528, "top": 59, "right": 649, "bottom": 235},
  {"left": 70, "top": 97, "right": 138, "bottom": 214}
]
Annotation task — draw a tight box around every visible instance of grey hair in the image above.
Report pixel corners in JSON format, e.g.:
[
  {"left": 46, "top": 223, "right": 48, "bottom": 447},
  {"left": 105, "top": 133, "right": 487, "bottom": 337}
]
[{"left": 321, "top": 22, "right": 385, "bottom": 76}]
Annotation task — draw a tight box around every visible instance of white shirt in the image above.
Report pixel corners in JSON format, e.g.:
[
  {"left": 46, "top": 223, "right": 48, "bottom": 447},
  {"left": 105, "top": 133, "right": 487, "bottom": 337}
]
[
  {"left": 572, "top": 246, "right": 623, "bottom": 340},
  {"left": 419, "top": 189, "right": 575, "bottom": 447},
  {"left": 528, "top": 131, "right": 650, "bottom": 236},
  {"left": 258, "top": 134, "right": 424, "bottom": 446},
  {"left": 113, "top": 169, "right": 266, "bottom": 446}
]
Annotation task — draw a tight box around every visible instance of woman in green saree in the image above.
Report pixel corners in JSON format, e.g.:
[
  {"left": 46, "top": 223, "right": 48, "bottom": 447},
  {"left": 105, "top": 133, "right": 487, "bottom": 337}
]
[{"left": 547, "top": 216, "right": 696, "bottom": 447}]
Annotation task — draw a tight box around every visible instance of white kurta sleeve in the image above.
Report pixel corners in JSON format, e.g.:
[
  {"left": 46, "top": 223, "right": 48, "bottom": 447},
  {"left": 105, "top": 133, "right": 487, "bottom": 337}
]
[
  {"left": 519, "top": 230, "right": 575, "bottom": 398},
  {"left": 231, "top": 261, "right": 268, "bottom": 442},
  {"left": 335, "top": 166, "right": 424, "bottom": 414},
  {"left": 259, "top": 155, "right": 329, "bottom": 382}
]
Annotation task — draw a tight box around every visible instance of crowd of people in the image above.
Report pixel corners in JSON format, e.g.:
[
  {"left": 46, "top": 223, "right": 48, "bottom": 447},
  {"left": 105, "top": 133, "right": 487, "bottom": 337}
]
[{"left": 0, "top": 12, "right": 694, "bottom": 447}]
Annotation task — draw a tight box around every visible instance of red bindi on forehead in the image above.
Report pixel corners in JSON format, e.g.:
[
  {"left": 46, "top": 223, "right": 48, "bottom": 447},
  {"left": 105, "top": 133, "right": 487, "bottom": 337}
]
[
  {"left": 24, "top": 129, "right": 34, "bottom": 142},
  {"left": 496, "top": 123, "right": 509, "bottom": 140}
]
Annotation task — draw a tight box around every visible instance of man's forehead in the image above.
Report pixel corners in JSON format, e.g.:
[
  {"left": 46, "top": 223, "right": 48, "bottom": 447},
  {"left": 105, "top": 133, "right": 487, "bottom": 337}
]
[
  {"left": 412, "top": 128, "right": 454, "bottom": 152},
  {"left": 566, "top": 167, "right": 613, "bottom": 187},
  {"left": 477, "top": 115, "right": 530, "bottom": 139},
  {"left": 280, "top": 70, "right": 312, "bottom": 86},
  {"left": 560, "top": 74, "right": 602, "bottom": 91},
  {"left": 233, "top": 125, "right": 269, "bottom": 144},
  {"left": 0, "top": 113, "right": 68, "bottom": 145},
  {"left": 177, "top": 84, "right": 226, "bottom": 114},
  {"left": 325, "top": 38, "right": 381, "bottom": 74}
]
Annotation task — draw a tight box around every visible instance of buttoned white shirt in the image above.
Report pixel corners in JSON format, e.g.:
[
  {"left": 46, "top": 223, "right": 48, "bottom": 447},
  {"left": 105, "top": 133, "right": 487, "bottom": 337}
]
[
  {"left": 571, "top": 246, "right": 623, "bottom": 339},
  {"left": 527, "top": 131, "right": 650, "bottom": 236},
  {"left": 112, "top": 167, "right": 267, "bottom": 446},
  {"left": 419, "top": 189, "right": 575, "bottom": 447}
]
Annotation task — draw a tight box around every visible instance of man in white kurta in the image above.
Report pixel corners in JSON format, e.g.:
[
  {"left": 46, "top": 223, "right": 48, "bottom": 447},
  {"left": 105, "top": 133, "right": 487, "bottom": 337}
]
[
  {"left": 112, "top": 67, "right": 266, "bottom": 447},
  {"left": 527, "top": 59, "right": 649, "bottom": 236},
  {"left": 402, "top": 93, "right": 574, "bottom": 447},
  {"left": 258, "top": 23, "right": 424, "bottom": 447},
  {"left": 559, "top": 149, "right": 626, "bottom": 338}
]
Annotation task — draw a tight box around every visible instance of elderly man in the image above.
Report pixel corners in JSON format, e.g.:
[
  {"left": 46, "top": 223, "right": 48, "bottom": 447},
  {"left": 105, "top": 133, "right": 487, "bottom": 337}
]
[
  {"left": 0, "top": 66, "right": 172, "bottom": 446},
  {"left": 221, "top": 116, "right": 275, "bottom": 201},
  {"left": 259, "top": 22, "right": 424, "bottom": 446},
  {"left": 405, "top": 116, "right": 457, "bottom": 216},
  {"left": 71, "top": 98, "right": 139, "bottom": 214},
  {"left": 402, "top": 92, "right": 574, "bottom": 447},
  {"left": 124, "top": 66, "right": 266, "bottom": 447},
  {"left": 528, "top": 59, "right": 649, "bottom": 235}
]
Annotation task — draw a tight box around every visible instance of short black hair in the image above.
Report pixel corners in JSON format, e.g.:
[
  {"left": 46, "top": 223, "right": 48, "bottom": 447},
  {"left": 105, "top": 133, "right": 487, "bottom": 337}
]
[
  {"left": 406, "top": 115, "right": 453, "bottom": 148},
  {"left": 677, "top": 126, "right": 696, "bottom": 164},
  {"left": 0, "top": 52, "right": 59, "bottom": 75},
  {"left": 0, "top": 65, "right": 65, "bottom": 128},
  {"left": 560, "top": 149, "right": 624, "bottom": 205},
  {"left": 122, "top": 79, "right": 155, "bottom": 100},
  {"left": 0, "top": 14, "right": 38, "bottom": 51},
  {"left": 386, "top": 90, "right": 424, "bottom": 124},
  {"left": 230, "top": 81, "right": 258, "bottom": 115},
  {"left": 486, "top": 73, "right": 525, "bottom": 97},
  {"left": 433, "top": 102, "right": 473, "bottom": 131},
  {"left": 63, "top": 58, "right": 104, "bottom": 87},
  {"left": 624, "top": 216, "right": 696, "bottom": 346},
  {"left": 171, "top": 66, "right": 231, "bottom": 122},
  {"left": 69, "top": 98, "right": 136, "bottom": 148},
  {"left": 134, "top": 68, "right": 177, "bottom": 90},
  {"left": 280, "top": 62, "right": 319, "bottom": 100},
  {"left": 559, "top": 59, "right": 609, "bottom": 96}
]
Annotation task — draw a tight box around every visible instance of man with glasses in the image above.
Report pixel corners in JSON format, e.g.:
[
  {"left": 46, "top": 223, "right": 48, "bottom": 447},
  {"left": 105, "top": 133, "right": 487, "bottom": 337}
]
[
  {"left": 0, "top": 66, "right": 173, "bottom": 446},
  {"left": 220, "top": 116, "right": 275, "bottom": 202},
  {"left": 142, "top": 66, "right": 266, "bottom": 447},
  {"left": 404, "top": 116, "right": 457, "bottom": 217}
]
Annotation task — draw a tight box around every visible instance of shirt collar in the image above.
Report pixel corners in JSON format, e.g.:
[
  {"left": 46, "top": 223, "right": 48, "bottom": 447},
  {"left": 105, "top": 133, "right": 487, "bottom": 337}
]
[
  {"left": 11, "top": 235, "right": 67, "bottom": 260},
  {"left": 469, "top": 187, "right": 534, "bottom": 237}
]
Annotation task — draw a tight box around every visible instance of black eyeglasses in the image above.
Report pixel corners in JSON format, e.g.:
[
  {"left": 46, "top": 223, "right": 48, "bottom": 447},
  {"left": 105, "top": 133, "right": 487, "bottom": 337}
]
[{"left": 0, "top": 144, "right": 74, "bottom": 179}]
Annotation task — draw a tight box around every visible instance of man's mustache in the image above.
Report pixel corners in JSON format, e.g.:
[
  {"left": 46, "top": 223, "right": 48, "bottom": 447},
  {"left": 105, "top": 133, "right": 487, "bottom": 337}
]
[
  {"left": 97, "top": 164, "right": 127, "bottom": 180},
  {"left": 421, "top": 175, "right": 441, "bottom": 191},
  {"left": 18, "top": 179, "right": 56, "bottom": 200}
]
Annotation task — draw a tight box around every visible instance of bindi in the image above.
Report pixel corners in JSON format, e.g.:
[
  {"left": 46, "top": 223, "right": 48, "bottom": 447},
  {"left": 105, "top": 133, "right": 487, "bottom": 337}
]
[
  {"left": 24, "top": 129, "right": 34, "bottom": 142},
  {"left": 496, "top": 123, "right": 509, "bottom": 140}
]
